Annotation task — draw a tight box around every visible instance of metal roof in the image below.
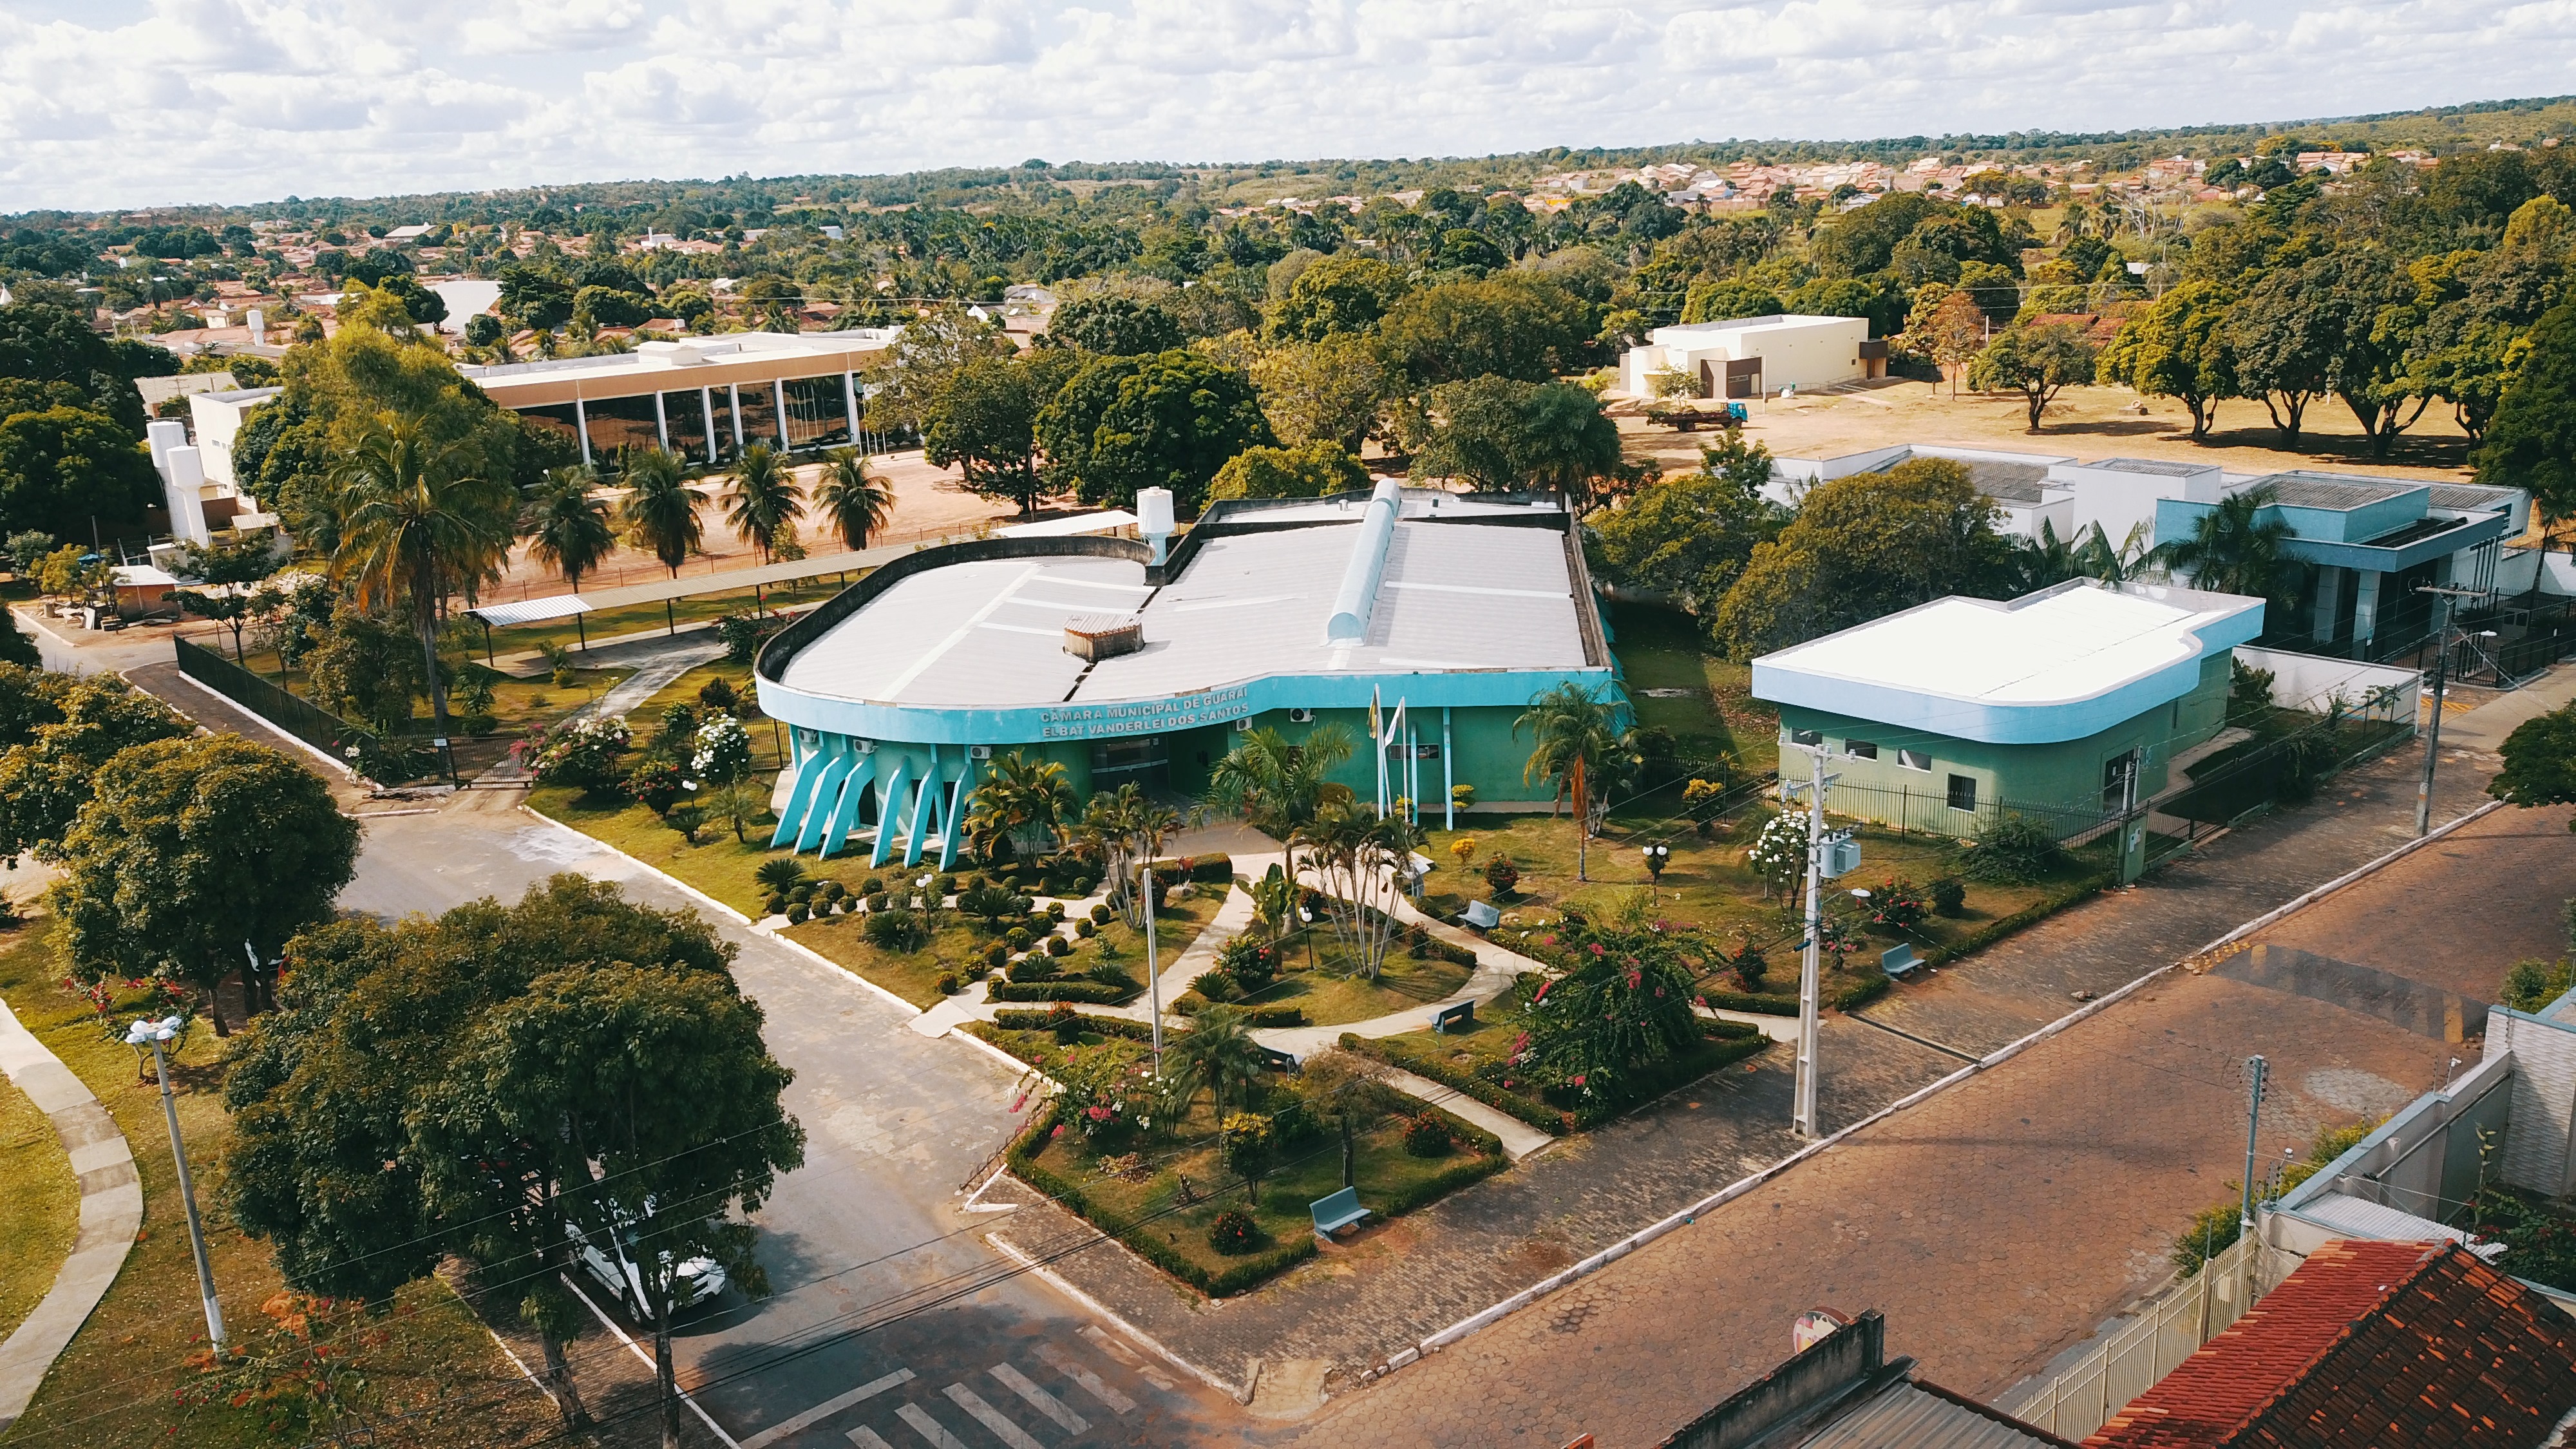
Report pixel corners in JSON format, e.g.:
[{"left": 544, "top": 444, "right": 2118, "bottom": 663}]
[
  {"left": 2252, "top": 472, "right": 2427, "bottom": 510},
  {"left": 2090, "top": 457, "right": 2212, "bottom": 477},
  {"left": 1955, "top": 460, "right": 2051, "bottom": 503},
  {"left": 1802, "top": 1381, "right": 2063, "bottom": 1448},
  {"left": 777, "top": 509, "right": 1588, "bottom": 710}
]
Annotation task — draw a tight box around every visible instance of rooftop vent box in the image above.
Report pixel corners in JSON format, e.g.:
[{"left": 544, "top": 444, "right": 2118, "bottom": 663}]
[{"left": 1065, "top": 614, "right": 1144, "bottom": 662}]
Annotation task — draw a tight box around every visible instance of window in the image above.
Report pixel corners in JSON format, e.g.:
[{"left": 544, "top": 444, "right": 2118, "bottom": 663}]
[
  {"left": 1844, "top": 741, "right": 1878, "bottom": 760},
  {"left": 1946, "top": 774, "right": 1978, "bottom": 812},
  {"left": 1789, "top": 729, "right": 1823, "bottom": 747},
  {"left": 1897, "top": 748, "right": 1933, "bottom": 772}
]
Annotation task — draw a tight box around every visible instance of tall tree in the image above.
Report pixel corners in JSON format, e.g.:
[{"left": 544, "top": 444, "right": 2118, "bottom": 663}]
[
  {"left": 170, "top": 535, "right": 283, "bottom": 663},
  {"left": 332, "top": 413, "right": 514, "bottom": 759},
  {"left": 1205, "top": 723, "right": 1357, "bottom": 882},
  {"left": 52, "top": 734, "right": 358, "bottom": 1030},
  {"left": 811, "top": 446, "right": 895, "bottom": 550},
  {"left": 962, "top": 752, "right": 1079, "bottom": 862},
  {"left": 1248, "top": 334, "right": 1393, "bottom": 452},
  {"left": 1918, "top": 288, "right": 1988, "bottom": 399},
  {"left": 1414, "top": 377, "right": 1626, "bottom": 509},
  {"left": 1371, "top": 275, "right": 1598, "bottom": 388},
  {"left": 0, "top": 405, "right": 160, "bottom": 543},
  {"left": 1048, "top": 294, "right": 1183, "bottom": 355},
  {"left": 0, "top": 670, "right": 191, "bottom": 865},
  {"left": 1714, "top": 459, "right": 2013, "bottom": 656},
  {"left": 2095, "top": 281, "right": 2239, "bottom": 440},
  {"left": 2488, "top": 701, "right": 2576, "bottom": 822},
  {"left": 1206, "top": 442, "right": 1370, "bottom": 501},
  {"left": 1970, "top": 321, "right": 2100, "bottom": 431},
  {"left": 1586, "top": 433, "right": 1784, "bottom": 621},
  {"left": 725, "top": 443, "right": 804, "bottom": 565},
  {"left": 521, "top": 464, "right": 614, "bottom": 648},
  {"left": 1036, "top": 351, "right": 1273, "bottom": 514},
  {"left": 2475, "top": 303, "right": 2576, "bottom": 554},
  {"left": 1515, "top": 681, "right": 1638, "bottom": 829},
  {"left": 922, "top": 351, "right": 1079, "bottom": 515},
  {"left": 2230, "top": 258, "right": 2343, "bottom": 445},
  {"left": 618, "top": 448, "right": 703, "bottom": 578}
]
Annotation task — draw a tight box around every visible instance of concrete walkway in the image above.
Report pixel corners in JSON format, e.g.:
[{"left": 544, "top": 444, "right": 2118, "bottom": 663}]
[
  {"left": 2438, "top": 659, "right": 2576, "bottom": 752},
  {"left": 1374, "top": 1068, "right": 1555, "bottom": 1162},
  {"left": 0, "top": 999, "right": 142, "bottom": 1433}
]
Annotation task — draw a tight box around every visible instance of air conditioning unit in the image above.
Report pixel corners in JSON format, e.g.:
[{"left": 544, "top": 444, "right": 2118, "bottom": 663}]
[
  {"left": 1235, "top": 719, "right": 1255, "bottom": 732},
  {"left": 967, "top": 745, "right": 992, "bottom": 760},
  {"left": 1288, "top": 708, "right": 1316, "bottom": 724},
  {"left": 855, "top": 739, "right": 875, "bottom": 754}
]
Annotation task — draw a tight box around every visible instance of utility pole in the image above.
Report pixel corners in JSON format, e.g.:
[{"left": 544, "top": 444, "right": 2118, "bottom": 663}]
[
  {"left": 2414, "top": 585, "right": 2484, "bottom": 837},
  {"left": 1572, "top": 753, "right": 1588, "bottom": 883},
  {"left": 2238, "top": 1054, "right": 2268, "bottom": 1307},
  {"left": 1790, "top": 744, "right": 1835, "bottom": 1139},
  {"left": 1141, "top": 852, "right": 1162, "bottom": 1081}
]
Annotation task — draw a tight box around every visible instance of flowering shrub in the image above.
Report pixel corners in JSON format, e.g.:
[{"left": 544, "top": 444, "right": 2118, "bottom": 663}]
[
  {"left": 1217, "top": 935, "right": 1276, "bottom": 990},
  {"left": 1742, "top": 811, "right": 1810, "bottom": 900},
  {"left": 531, "top": 714, "right": 631, "bottom": 792},
  {"left": 625, "top": 757, "right": 687, "bottom": 815},
  {"left": 1403, "top": 1111, "right": 1454, "bottom": 1157},
  {"left": 1207, "top": 1208, "right": 1262, "bottom": 1255},
  {"left": 692, "top": 713, "right": 753, "bottom": 785},
  {"left": 1483, "top": 857, "right": 1520, "bottom": 897},
  {"left": 1868, "top": 878, "right": 1929, "bottom": 931}
]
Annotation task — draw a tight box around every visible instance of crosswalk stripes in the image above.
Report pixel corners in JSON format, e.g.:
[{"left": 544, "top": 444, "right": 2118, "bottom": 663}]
[
  {"left": 895, "top": 1402, "right": 972, "bottom": 1449},
  {"left": 1032, "top": 1339, "right": 1137, "bottom": 1414},
  {"left": 742, "top": 1369, "right": 917, "bottom": 1449},
  {"left": 846, "top": 1430, "right": 894, "bottom": 1448},
  {"left": 989, "top": 1363, "right": 1087, "bottom": 1434},
  {"left": 944, "top": 1385, "right": 1047, "bottom": 1449}
]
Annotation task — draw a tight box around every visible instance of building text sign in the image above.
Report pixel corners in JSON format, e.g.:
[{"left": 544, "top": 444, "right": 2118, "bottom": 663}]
[{"left": 1037, "top": 687, "right": 1253, "bottom": 739}]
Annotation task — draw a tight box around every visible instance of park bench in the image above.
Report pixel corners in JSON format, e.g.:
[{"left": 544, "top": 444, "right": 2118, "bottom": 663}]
[
  {"left": 1461, "top": 900, "right": 1501, "bottom": 931},
  {"left": 1259, "top": 1045, "right": 1298, "bottom": 1072},
  {"left": 1880, "top": 943, "right": 1922, "bottom": 980},
  {"left": 1432, "top": 1000, "right": 1475, "bottom": 1034},
  {"left": 1311, "top": 1186, "right": 1370, "bottom": 1243}
]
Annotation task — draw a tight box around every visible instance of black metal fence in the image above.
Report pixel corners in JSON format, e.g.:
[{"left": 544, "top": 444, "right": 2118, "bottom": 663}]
[{"left": 173, "top": 636, "right": 383, "bottom": 775}]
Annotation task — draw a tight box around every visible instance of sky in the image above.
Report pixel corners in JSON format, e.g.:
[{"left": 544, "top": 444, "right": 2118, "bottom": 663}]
[{"left": 5, "top": 0, "right": 2573, "bottom": 214}]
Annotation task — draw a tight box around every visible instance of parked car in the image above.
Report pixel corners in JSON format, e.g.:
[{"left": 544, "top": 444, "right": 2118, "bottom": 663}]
[{"left": 565, "top": 1206, "right": 728, "bottom": 1319}]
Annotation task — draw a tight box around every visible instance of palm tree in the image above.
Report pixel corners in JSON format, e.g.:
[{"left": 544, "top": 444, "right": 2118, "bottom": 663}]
[
  {"left": 522, "top": 464, "right": 614, "bottom": 652},
  {"left": 963, "top": 752, "right": 1078, "bottom": 863},
  {"left": 1204, "top": 724, "right": 1356, "bottom": 840},
  {"left": 331, "top": 414, "right": 515, "bottom": 766},
  {"left": 1072, "top": 784, "right": 1180, "bottom": 928},
  {"left": 726, "top": 443, "right": 804, "bottom": 566},
  {"left": 2153, "top": 484, "right": 2294, "bottom": 602},
  {"left": 813, "top": 447, "right": 895, "bottom": 551},
  {"left": 1515, "top": 682, "right": 1636, "bottom": 833},
  {"left": 1289, "top": 799, "right": 1413, "bottom": 980},
  {"left": 1168, "top": 1005, "right": 1269, "bottom": 1118},
  {"left": 618, "top": 448, "right": 701, "bottom": 579}
]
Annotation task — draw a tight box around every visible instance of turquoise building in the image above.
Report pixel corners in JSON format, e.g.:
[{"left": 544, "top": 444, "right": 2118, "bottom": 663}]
[
  {"left": 752, "top": 483, "right": 1618, "bottom": 867},
  {"left": 1751, "top": 579, "right": 2265, "bottom": 838}
]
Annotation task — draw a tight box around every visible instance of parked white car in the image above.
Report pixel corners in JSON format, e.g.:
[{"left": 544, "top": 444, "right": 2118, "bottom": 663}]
[{"left": 565, "top": 1211, "right": 728, "bottom": 1318}]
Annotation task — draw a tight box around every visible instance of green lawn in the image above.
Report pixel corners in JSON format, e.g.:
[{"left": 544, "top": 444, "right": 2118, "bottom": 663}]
[
  {"left": 981, "top": 1023, "right": 1507, "bottom": 1295},
  {"left": 1421, "top": 811, "right": 2107, "bottom": 1000},
  {"left": 527, "top": 782, "right": 789, "bottom": 916},
  {"left": 0, "top": 917, "right": 558, "bottom": 1449},
  {"left": 1610, "top": 603, "right": 1777, "bottom": 781},
  {"left": 1224, "top": 931, "right": 1472, "bottom": 1026},
  {"left": 0, "top": 1060, "right": 77, "bottom": 1347},
  {"left": 784, "top": 887, "right": 1228, "bottom": 1011}
]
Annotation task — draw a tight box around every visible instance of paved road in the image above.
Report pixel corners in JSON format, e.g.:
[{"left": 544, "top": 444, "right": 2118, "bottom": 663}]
[{"left": 336, "top": 794, "right": 1270, "bottom": 1449}]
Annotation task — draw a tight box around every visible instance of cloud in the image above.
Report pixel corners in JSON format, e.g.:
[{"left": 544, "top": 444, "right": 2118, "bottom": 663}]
[{"left": 2, "top": 0, "right": 2572, "bottom": 211}]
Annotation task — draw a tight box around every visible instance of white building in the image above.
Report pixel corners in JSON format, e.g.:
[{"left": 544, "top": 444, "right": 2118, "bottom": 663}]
[
  {"left": 146, "top": 402, "right": 281, "bottom": 547},
  {"left": 1619, "top": 314, "right": 1880, "bottom": 399}
]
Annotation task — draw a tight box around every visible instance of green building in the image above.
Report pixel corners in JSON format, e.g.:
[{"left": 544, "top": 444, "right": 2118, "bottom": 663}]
[{"left": 1751, "top": 579, "right": 2266, "bottom": 842}]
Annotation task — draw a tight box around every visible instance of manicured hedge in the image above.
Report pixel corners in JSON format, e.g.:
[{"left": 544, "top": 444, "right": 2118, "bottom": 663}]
[
  {"left": 1918, "top": 875, "right": 2109, "bottom": 968},
  {"left": 992, "top": 1010, "right": 1157, "bottom": 1040},
  {"left": 1340, "top": 1033, "right": 1575, "bottom": 1136},
  {"left": 1702, "top": 987, "right": 1801, "bottom": 1016},
  {"left": 1566, "top": 1034, "right": 1770, "bottom": 1130},
  {"left": 1833, "top": 975, "right": 1890, "bottom": 1011},
  {"left": 989, "top": 980, "right": 1133, "bottom": 1005},
  {"left": 1241, "top": 1005, "right": 1307, "bottom": 1028},
  {"left": 1004, "top": 1099, "right": 1318, "bottom": 1296}
]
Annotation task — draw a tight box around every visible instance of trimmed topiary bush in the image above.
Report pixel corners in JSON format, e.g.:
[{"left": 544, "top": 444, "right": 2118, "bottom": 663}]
[
  {"left": 1484, "top": 857, "right": 1520, "bottom": 897},
  {"left": 1090, "top": 903, "right": 1113, "bottom": 925},
  {"left": 1075, "top": 918, "right": 1096, "bottom": 938},
  {"left": 786, "top": 904, "right": 810, "bottom": 925},
  {"left": 984, "top": 942, "right": 1009, "bottom": 969},
  {"left": 1045, "top": 934, "right": 1072, "bottom": 957},
  {"left": 1931, "top": 876, "right": 1968, "bottom": 918},
  {"left": 934, "top": 972, "right": 961, "bottom": 995},
  {"left": 764, "top": 894, "right": 789, "bottom": 917},
  {"left": 1005, "top": 925, "right": 1032, "bottom": 952}
]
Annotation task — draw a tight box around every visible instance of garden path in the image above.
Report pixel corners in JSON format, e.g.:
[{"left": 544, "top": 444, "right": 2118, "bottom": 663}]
[{"left": 1373, "top": 1067, "right": 1555, "bottom": 1161}]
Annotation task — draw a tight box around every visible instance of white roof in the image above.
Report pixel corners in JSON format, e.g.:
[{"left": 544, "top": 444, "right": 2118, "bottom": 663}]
[
  {"left": 1752, "top": 580, "right": 2264, "bottom": 745},
  {"left": 779, "top": 510, "right": 1587, "bottom": 710},
  {"left": 996, "top": 510, "right": 1138, "bottom": 539},
  {"left": 113, "top": 565, "right": 178, "bottom": 587}
]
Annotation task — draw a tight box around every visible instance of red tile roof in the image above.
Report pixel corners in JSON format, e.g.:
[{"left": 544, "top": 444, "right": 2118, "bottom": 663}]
[{"left": 2083, "top": 1239, "right": 2576, "bottom": 1448}]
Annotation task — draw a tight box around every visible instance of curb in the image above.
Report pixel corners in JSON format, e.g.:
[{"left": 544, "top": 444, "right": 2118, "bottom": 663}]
[
  {"left": 1386, "top": 795, "right": 2515, "bottom": 1377},
  {"left": 982, "top": 1229, "right": 1245, "bottom": 1401},
  {"left": 0, "top": 997, "right": 144, "bottom": 1432}
]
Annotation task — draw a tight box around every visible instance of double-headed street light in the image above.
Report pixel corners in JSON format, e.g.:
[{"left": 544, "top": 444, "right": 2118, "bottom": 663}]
[
  {"left": 1641, "top": 843, "right": 1670, "bottom": 898},
  {"left": 126, "top": 1013, "right": 223, "bottom": 1350}
]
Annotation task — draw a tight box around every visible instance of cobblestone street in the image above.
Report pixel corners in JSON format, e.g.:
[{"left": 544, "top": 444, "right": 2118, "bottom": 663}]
[{"left": 1273, "top": 782, "right": 2575, "bottom": 1447}]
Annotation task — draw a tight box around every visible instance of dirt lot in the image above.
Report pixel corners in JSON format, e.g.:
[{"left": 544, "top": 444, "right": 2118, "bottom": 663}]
[
  {"left": 477, "top": 448, "right": 1018, "bottom": 605},
  {"left": 1625, "top": 377, "right": 2481, "bottom": 487}
]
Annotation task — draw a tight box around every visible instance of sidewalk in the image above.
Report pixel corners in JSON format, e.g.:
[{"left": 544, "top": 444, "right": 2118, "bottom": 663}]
[{"left": 0, "top": 998, "right": 141, "bottom": 1433}]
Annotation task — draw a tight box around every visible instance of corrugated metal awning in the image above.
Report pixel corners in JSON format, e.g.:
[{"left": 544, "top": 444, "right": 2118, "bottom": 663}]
[{"left": 469, "top": 594, "right": 593, "bottom": 627}]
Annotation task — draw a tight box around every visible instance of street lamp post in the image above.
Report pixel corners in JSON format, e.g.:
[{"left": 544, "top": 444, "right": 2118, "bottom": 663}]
[
  {"left": 1641, "top": 843, "right": 1669, "bottom": 900},
  {"left": 127, "top": 1014, "right": 223, "bottom": 1350},
  {"left": 1141, "top": 857, "right": 1163, "bottom": 1080}
]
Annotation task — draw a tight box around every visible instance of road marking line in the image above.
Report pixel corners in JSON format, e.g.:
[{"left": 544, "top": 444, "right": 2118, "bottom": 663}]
[
  {"left": 990, "top": 1363, "right": 1086, "bottom": 1434},
  {"left": 846, "top": 1430, "right": 895, "bottom": 1448},
  {"left": 944, "top": 1385, "right": 1045, "bottom": 1449},
  {"left": 1035, "top": 1340, "right": 1135, "bottom": 1414},
  {"left": 894, "top": 1402, "right": 971, "bottom": 1448},
  {"left": 739, "top": 1369, "right": 916, "bottom": 1449}
]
